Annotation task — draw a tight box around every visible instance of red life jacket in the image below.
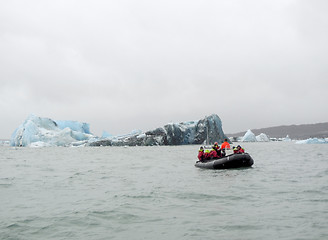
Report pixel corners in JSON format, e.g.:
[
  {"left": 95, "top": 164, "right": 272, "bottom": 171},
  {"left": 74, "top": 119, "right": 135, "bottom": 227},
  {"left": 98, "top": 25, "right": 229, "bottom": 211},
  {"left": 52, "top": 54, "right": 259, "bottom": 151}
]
[
  {"left": 204, "top": 150, "right": 211, "bottom": 159},
  {"left": 210, "top": 149, "right": 218, "bottom": 158},
  {"left": 238, "top": 148, "right": 245, "bottom": 153},
  {"left": 198, "top": 151, "right": 204, "bottom": 161}
]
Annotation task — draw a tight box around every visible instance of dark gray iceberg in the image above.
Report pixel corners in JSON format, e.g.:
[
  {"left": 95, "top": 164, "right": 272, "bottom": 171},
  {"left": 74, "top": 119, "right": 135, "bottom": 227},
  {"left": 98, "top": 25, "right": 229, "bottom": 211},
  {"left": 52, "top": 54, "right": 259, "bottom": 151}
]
[{"left": 88, "top": 114, "right": 229, "bottom": 146}]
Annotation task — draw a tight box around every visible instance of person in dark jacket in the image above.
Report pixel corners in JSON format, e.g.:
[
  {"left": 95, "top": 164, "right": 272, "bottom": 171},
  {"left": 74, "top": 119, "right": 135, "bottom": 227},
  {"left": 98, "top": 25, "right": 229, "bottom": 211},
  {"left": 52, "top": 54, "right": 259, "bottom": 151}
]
[
  {"left": 233, "top": 146, "right": 239, "bottom": 154},
  {"left": 213, "top": 142, "right": 222, "bottom": 158}
]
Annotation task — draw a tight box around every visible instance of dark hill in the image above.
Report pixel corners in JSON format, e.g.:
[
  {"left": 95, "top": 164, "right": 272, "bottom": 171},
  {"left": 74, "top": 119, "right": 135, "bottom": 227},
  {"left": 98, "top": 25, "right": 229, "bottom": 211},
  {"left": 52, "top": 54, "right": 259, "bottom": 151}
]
[{"left": 227, "top": 122, "right": 328, "bottom": 140}]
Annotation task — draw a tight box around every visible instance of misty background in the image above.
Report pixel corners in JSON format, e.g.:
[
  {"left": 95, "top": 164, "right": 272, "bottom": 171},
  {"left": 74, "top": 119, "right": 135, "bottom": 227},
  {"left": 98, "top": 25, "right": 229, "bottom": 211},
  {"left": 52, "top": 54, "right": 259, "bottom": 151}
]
[{"left": 1, "top": 0, "right": 327, "bottom": 139}]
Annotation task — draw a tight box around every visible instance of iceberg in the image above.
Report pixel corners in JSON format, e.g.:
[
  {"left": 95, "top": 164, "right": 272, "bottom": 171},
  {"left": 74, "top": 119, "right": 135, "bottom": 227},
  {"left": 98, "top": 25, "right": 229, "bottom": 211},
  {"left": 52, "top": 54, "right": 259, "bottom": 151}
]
[
  {"left": 89, "top": 114, "right": 229, "bottom": 146},
  {"left": 256, "top": 133, "right": 270, "bottom": 142},
  {"left": 283, "top": 135, "right": 292, "bottom": 142},
  {"left": 101, "top": 131, "right": 113, "bottom": 138},
  {"left": 0, "top": 140, "right": 10, "bottom": 146},
  {"left": 295, "top": 138, "right": 328, "bottom": 144},
  {"left": 11, "top": 114, "right": 229, "bottom": 147},
  {"left": 102, "top": 129, "right": 143, "bottom": 141},
  {"left": 241, "top": 129, "right": 257, "bottom": 142},
  {"left": 10, "top": 114, "right": 95, "bottom": 147},
  {"left": 56, "top": 120, "right": 91, "bottom": 134}
]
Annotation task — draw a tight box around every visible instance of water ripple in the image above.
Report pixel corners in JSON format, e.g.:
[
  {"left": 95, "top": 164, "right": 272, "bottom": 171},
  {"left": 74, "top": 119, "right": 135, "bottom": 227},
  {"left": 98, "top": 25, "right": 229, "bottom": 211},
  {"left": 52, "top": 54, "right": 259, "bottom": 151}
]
[{"left": 0, "top": 143, "right": 327, "bottom": 240}]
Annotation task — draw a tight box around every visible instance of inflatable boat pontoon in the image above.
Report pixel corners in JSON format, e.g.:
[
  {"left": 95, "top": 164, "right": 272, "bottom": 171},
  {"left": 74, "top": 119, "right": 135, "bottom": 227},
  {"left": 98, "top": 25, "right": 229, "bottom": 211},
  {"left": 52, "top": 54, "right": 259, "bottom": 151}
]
[{"left": 195, "top": 153, "right": 254, "bottom": 169}]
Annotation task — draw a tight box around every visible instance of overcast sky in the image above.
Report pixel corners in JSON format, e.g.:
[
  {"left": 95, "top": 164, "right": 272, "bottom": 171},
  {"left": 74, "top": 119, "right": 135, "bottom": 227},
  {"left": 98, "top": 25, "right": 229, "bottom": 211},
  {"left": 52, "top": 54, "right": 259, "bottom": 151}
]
[{"left": 1, "top": 0, "right": 327, "bottom": 139}]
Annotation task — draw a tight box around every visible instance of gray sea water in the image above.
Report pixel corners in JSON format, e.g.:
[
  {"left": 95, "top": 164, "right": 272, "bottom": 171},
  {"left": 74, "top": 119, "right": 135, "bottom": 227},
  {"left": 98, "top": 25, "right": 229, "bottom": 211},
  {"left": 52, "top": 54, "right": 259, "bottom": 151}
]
[{"left": 0, "top": 142, "right": 327, "bottom": 240}]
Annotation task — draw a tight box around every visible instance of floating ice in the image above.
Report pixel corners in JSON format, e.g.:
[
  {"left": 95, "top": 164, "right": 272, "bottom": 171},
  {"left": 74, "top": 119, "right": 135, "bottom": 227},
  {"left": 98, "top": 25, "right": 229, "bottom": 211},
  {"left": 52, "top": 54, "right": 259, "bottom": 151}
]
[
  {"left": 89, "top": 114, "right": 229, "bottom": 146},
  {"left": 0, "top": 140, "right": 10, "bottom": 146},
  {"left": 283, "top": 135, "right": 292, "bottom": 142},
  {"left": 10, "top": 114, "right": 95, "bottom": 147},
  {"left": 56, "top": 120, "right": 90, "bottom": 134},
  {"left": 295, "top": 138, "right": 328, "bottom": 144},
  {"left": 11, "top": 114, "right": 229, "bottom": 147},
  {"left": 103, "top": 129, "right": 143, "bottom": 140},
  {"left": 256, "top": 133, "right": 270, "bottom": 142},
  {"left": 101, "top": 131, "right": 113, "bottom": 138},
  {"left": 241, "top": 129, "right": 257, "bottom": 142}
]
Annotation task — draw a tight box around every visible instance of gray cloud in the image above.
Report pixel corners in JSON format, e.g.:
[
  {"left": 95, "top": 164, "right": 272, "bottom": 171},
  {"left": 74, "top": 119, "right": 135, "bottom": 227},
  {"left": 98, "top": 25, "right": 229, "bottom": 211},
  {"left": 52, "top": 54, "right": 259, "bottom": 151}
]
[{"left": 1, "top": 0, "right": 328, "bottom": 138}]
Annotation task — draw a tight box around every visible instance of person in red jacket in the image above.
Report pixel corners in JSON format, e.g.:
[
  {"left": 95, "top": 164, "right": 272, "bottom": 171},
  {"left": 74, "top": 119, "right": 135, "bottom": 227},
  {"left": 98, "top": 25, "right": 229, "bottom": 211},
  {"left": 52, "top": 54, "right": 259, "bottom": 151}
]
[
  {"left": 204, "top": 149, "right": 211, "bottom": 160},
  {"left": 198, "top": 146, "right": 205, "bottom": 161},
  {"left": 236, "top": 145, "right": 245, "bottom": 153},
  {"left": 221, "top": 138, "right": 231, "bottom": 150},
  {"left": 233, "top": 145, "right": 245, "bottom": 154},
  {"left": 210, "top": 147, "right": 218, "bottom": 159}
]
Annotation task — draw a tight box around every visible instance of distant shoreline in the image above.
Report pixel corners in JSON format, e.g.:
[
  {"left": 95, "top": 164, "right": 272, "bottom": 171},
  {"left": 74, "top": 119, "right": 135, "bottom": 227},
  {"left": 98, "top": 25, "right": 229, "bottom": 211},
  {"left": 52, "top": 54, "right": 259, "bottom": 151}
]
[{"left": 227, "top": 122, "right": 328, "bottom": 139}]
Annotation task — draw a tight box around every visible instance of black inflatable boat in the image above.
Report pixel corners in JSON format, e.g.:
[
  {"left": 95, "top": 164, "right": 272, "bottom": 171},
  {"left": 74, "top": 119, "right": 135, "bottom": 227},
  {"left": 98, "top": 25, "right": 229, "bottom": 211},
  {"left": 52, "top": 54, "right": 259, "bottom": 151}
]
[{"left": 195, "top": 153, "right": 254, "bottom": 169}]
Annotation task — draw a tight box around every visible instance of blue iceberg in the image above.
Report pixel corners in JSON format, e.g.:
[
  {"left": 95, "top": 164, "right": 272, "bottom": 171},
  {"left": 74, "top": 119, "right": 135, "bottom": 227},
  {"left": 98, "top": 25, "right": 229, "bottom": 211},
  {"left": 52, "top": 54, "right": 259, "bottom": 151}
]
[
  {"left": 10, "top": 114, "right": 95, "bottom": 147},
  {"left": 256, "top": 133, "right": 270, "bottom": 142},
  {"left": 295, "top": 138, "right": 328, "bottom": 144},
  {"left": 241, "top": 129, "right": 257, "bottom": 142}
]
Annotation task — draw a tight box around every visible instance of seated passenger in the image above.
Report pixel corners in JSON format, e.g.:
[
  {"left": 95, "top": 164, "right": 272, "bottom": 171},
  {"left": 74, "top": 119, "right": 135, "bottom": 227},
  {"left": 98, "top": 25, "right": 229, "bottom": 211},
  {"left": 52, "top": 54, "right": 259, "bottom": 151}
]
[
  {"left": 204, "top": 149, "right": 211, "bottom": 160},
  {"left": 237, "top": 145, "right": 245, "bottom": 153},
  {"left": 210, "top": 147, "right": 218, "bottom": 159},
  {"left": 233, "top": 146, "right": 238, "bottom": 154},
  {"left": 213, "top": 142, "right": 222, "bottom": 157},
  {"left": 213, "top": 142, "right": 219, "bottom": 150},
  {"left": 198, "top": 146, "right": 205, "bottom": 161}
]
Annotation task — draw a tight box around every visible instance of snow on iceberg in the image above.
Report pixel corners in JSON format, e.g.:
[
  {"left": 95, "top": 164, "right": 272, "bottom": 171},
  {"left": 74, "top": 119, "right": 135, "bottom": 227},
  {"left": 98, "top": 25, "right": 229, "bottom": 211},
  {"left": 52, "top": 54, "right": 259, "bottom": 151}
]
[
  {"left": 295, "top": 138, "right": 328, "bottom": 144},
  {"left": 10, "top": 114, "right": 95, "bottom": 147},
  {"left": 256, "top": 133, "right": 270, "bottom": 142},
  {"left": 241, "top": 129, "right": 257, "bottom": 142}
]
